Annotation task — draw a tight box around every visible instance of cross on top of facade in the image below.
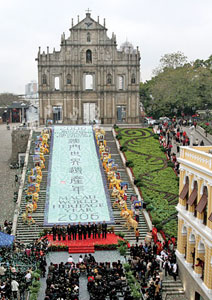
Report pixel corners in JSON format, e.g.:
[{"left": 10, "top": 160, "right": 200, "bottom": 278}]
[{"left": 86, "top": 8, "right": 92, "bottom": 14}]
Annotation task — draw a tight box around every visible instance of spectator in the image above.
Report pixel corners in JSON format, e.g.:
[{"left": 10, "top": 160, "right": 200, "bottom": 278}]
[
  {"left": 68, "top": 255, "right": 74, "bottom": 264},
  {"left": 135, "top": 228, "right": 140, "bottom": 243},
  {"left": 11, "top": 278, "right": 19, "bottom": 299}
]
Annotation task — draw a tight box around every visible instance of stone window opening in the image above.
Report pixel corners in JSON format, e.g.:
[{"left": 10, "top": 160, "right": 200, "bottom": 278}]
[
  {"left": 42, "top": 74, "right": 47, "bottom": 85},
  {"left": 54, "top": 76, "right": 60, "bottom": 90},
  {"left": 86, "top": 49, "right": 92, "bottom": 63},
  {"left": 85, "top": 74, "right": 93, "bottom": 90},
  {"left": 131, "top": 73, "right": 136, "bottom": 84},
  {"left": 67, "top": 74, "right": 71, "bottom": 85},
  {"left": 118, "top": 75, "right": 124, "bottom": 90},
  {"left": 107, "top": 74, "right": 112, "bottom": 85},
  {"left": 87, "top": 32, "right": 91, "bottom": 42}
]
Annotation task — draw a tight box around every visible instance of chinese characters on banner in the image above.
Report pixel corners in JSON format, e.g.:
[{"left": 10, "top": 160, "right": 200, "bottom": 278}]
[{"left": 44, "top": 126, "right": 113, "bottom": 225}]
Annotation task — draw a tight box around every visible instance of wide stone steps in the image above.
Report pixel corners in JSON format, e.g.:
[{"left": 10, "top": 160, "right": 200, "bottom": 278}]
[
  {"left": 16, "top": 130, "right": 49, "bottom": 244},
  {"left": 15, "top": 129, "right": 149, "bottom": 246},
  {"left": 104, "top": 131, "right": 149, "bottom": 248},
  {"left": 162, "top": 277, "right": 186, "bottom": 299}
]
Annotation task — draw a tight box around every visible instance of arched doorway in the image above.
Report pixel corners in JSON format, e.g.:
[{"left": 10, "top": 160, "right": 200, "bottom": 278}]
[
  {"left": 182, "top": 225, "right": 187, "bottom": 259},
  {"left": 195, "top": 241, "right": 205, "bottom": 280},
  {"left": 187, "top": 233, "right": 196, "bottom": 267}
]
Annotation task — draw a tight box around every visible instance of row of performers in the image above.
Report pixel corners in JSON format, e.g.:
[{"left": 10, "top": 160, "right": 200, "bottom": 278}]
[
  {"left": 22, "top": 129, "right": 51, "bottom": 224},
  {"left": 51, "top": 222, "right": 108, "bottom": 241},
  {"left": 94, "top": 128, "right": 128, "bottom": 210}
]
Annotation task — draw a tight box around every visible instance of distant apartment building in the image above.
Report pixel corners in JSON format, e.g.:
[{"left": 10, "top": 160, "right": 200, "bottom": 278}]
[
  {"left": 177, "top": 146, "right": 212, "bottom": 300},
  {"left": 25, "top": 80, "right": 38, "bottom": 99}
]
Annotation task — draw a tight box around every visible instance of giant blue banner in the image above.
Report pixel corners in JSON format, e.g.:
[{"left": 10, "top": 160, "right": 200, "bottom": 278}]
[{"left": 44, "top": 126, "right": 114, "bottom": 225}]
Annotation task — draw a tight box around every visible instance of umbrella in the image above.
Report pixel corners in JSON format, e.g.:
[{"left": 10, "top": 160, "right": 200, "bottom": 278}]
[{"left": 0, "top": 232, "right": 15, "bottom": 247}]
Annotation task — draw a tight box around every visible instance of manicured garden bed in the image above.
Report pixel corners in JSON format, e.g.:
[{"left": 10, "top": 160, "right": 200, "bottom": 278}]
[{"left": 116, "top": 128, "right": 179, "bottom": 237}]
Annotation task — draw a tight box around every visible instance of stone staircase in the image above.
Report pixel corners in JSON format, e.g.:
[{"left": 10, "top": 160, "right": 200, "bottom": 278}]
[
  {"left": 105, "top": 131, "right": 149, "bottom": 246},
  {"left": 15, "top": 131, "right": 50, "bottom": 243},
  {"left": 15, "top": 130, "right": 149, "bottom": 246},
  {"left": 162, "top": 275, "right": 187, "bottom": 300}
]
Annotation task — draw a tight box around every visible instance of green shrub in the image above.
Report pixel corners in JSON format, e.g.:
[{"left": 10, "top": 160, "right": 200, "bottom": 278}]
[
  {"left": 116, "top": 134, "right": 122, "bottom": 140},
  {"left": 146, "top": 205, "right": 154, "bottom": 211},
  {"left": 95, "top": 244, "right": 117, "bottom": 250},
  {"left": 152, "top": 218, "right": 160, "bottom": 225},
  {"left": 118, "top": 244, "right": 127, "bottom": 256},
  {"left": 120, "top": 146, "right": 128, "bottom": 152},
  {"left": 39, "top": 229, "right": 49, "bottom": 237},
  {"left": 113, "top": 124, "right": 119, "bottom": 129},
  {"left": 134, "top": 178, "right": 141, "bottom": 185},
  {"left": 131, "top": 287, "right": 142, "bottom": 299},
  {"left": 167, "top": 161, "right": 174, "bottom": 168},
  {"left": 155, "top": 224, "right": 163, "bottom": 231},
  {"left": 126, "top": 160, "right": 134, "bottom": 168},
  {"left": 118, "top": 239, "right": 128, "bottom": 247},
  {"left": 136, "top": 181, "right": 143, "bottom": 187},
  {"left": 115, "top": 231, "right": 125, "bottom": 238},
  {"left": 123, "top": 263, "right": 131, "bottom": 272}
]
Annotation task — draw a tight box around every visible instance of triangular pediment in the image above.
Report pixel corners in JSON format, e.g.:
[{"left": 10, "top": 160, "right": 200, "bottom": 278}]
[{"left": 71, "top": 13, "right": 106, "bottom": 30}]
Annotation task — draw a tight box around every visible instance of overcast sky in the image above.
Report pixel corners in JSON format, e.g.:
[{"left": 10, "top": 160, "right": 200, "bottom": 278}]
[{"left": 1, "top": 0, "right": 212, "bottom": 94}]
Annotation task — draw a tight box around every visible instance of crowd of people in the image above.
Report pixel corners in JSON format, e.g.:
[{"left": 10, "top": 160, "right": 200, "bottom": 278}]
[
  {"left": 51, "top": 221, "right": 108, "bottom": 241},
  {"left": 0, "top": 220, "right": 12, "bottom": 235},
  {"left": 45, "top": 260, "right": 80, "bottom": 300},
  {"left": 156, "top": 117, "right": 205, "bottom": 175},
  {"left": 0, "top": 234, "right": 48, "bottom": 299},
  {"left": 44, "top": 254, "right": 132, "bottom": 300},
  {"left": 129, "top": 237, "right": 178, "bottom": 300},
  {"left": 43, "top": 234, "right": 178, "bottom": 300}
]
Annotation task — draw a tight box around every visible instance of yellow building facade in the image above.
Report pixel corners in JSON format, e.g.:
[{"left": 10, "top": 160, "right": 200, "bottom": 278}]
[{"left": 177, "top": 146, "right": 212, "bottom": 300}]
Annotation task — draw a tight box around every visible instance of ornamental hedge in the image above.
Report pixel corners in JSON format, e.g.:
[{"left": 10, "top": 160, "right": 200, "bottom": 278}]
[{"left": 117, "top": 128, "right": 179, "bottom": 237}]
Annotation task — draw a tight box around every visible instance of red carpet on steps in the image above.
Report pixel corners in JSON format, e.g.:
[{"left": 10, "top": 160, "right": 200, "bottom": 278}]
[{"left": 45, "top": 233, "right": 129, "bottom": 253}]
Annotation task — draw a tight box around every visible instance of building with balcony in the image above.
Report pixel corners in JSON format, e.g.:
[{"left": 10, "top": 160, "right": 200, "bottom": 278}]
[{"left": 176, "top": 146, "right": 212, "bottom": 300}]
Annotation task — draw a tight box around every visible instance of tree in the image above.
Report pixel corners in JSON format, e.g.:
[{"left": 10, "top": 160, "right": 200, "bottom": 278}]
[
  {"left": 0, "top": 93, "right": 21, "bottom": 107},
  {"left": 153, "top": 51, "right": 188, "bottom": 75},
  {"left": 140, "top": 54, "right": 212, "bottom": 119}
]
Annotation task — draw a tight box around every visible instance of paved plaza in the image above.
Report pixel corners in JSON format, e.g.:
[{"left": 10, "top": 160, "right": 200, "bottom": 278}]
[
  {"left": 38, "top": 250, "right": 124, "bottom": 300},
  {"left": 0, "top": 124, "right": 17, "bottom": 226}
]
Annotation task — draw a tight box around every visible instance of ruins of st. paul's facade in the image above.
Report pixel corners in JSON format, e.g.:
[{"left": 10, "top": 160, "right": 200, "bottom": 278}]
[{"left": 36, "top": 12, "right": 140, "bottom": 125}]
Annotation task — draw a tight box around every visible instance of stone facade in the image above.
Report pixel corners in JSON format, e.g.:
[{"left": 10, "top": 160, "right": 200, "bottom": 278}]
[
  {"left": 176, "top": 146, "right": 212, "bottom": 300},
  {"left": 36, "top": 12, "right": 140, "bottom": 125}
]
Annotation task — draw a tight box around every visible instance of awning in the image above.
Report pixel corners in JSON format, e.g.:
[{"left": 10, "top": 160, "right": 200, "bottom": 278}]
[
  {"left": 196, "top": 194, "right": 207, "bottom": 213},
  {"left": 208, "top": 213, "right": 212, "bottom": 222},
  {"left": 187, "top": 188, "right": 197, "bottom": 206},
  {"left": 179, "top": 183, "right": 189, "bottom": 200}
]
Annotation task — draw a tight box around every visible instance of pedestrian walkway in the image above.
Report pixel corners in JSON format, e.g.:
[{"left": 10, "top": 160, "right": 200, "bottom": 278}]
[
  {"left": 38, "top": 250, "right": 124, "bottom": 300},
  {"left": 164, "top": 125, "right": 212, "bottom": 159},
  {"left": 0, "top": 124, "right": 16, "bottom": 225}
]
